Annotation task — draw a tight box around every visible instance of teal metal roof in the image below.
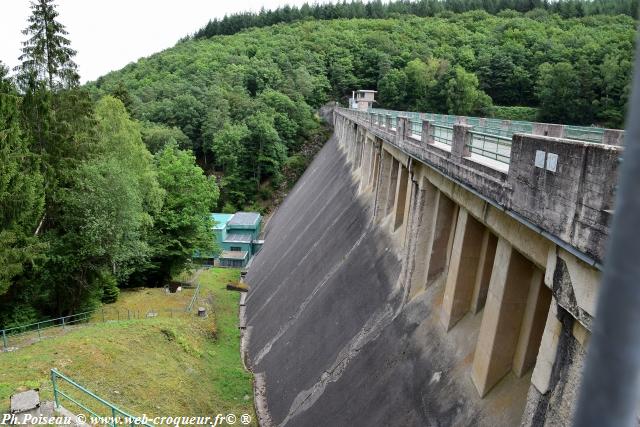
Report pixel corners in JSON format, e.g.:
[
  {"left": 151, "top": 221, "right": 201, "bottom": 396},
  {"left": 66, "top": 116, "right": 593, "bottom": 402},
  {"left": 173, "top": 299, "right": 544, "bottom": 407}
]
[
  {"left": 228, "top": 212, "right": 260, "bottom": 228},
  {"left": 212, "top": 213, "right": 234, "bottom": 230}
]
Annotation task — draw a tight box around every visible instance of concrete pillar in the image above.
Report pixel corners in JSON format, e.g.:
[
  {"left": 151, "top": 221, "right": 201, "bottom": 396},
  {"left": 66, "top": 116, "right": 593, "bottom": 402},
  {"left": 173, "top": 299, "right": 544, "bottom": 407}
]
[
  {"left": 421, "top": 120, "right": 433, "bottom": 145},
  {"left": 396, "top": 117, "right": 408, "bottom": 144},
  {"left": 393, "top": 164, "right": 409, "bottom": 231},
  {"left": 359, "top": 138, "right": 371, "bottom": 192},
  {"left": 408, "top": 178, "right": 439, "bottom": 298},
  {"left": 386, "top": 158, "right": 400, "bottom": 216},
  {"left": 471, "top": 239, "right": 534, "bottom": 397},
  {"left": 370, "top": 143, "right": 380, "bottom": 190},
  {"left": 451, "top": 124, "right": 472, "bottom": 161},
  {"left": 374, "top": 149, "right": 394, "bottom": 220},
  {"left": 603, "top": 129, "right": 624, "bottom": 146},
  {"left": 531, "top": 299, "right": 562, "bottom": 394},
  {"left": 441, "top": 208, "right": 486, "bottom": 331},
  {"left": 513, "top": 270, "right": 551, "bottom": 377},
  {"left": 426, "top": 192, "right": 457, "bottom": 285},
  {"left": 470, "top": 230, "right": 498, "bottom": 314}
]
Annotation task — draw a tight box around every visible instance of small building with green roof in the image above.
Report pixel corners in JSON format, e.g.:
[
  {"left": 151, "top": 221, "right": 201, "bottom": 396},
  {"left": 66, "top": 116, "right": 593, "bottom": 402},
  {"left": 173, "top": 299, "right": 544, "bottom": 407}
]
[{"left": 196, "top": 212, "right": 263, "bottom": 268}]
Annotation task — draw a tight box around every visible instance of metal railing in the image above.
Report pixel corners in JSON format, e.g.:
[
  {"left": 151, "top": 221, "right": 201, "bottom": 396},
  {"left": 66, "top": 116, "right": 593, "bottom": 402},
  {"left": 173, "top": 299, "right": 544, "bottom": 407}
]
[
  {"left": 52, "top": 369, "right": 153, "bottom": 427},
  {"left": 468, "top": 130, "right": 512, "bottom": 164},
  {"left": 432, "top": 123, "right": 453, "bottom": 145},
  {"left": 185, "top": 282, "right": 201, "bottom": 312},
  {"left": 367, "top": 107, "right": 613, "bottom": 145}
]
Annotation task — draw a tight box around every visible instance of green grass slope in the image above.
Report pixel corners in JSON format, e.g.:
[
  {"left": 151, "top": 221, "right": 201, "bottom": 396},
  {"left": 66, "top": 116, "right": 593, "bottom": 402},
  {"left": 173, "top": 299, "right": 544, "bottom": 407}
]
[{"left": 0, "top": 269, "right": 255, "bottom": 424}]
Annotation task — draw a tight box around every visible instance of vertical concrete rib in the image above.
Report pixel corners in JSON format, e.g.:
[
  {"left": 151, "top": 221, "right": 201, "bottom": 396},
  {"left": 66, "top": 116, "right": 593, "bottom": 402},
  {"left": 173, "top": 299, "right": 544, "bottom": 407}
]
[
  {"left": 426, "top": 192, "right": 457, "bottom": 285},
  {"left": 407, "top": 178, "right": 439, "bottom": 298},
  {"left": 440, "top": 208, "right": 485, "bottom": 331},
  {"left": 393, "top": 165, "right": 409, "bottom": 230},
  {"left": 470, "top": 230, "right": 498, "bottom": 314},
  {"left": 513, "top": 270, "right": 551, "bottom": 377},
  {"left": 471, "top": 238, "right": 534, "bottom": 397},
  {"left": 386, "top": 158, "right": 400, "bottom": 216},
  {"left": 374, "top": 149, "right": 393, "bottom": 221}
]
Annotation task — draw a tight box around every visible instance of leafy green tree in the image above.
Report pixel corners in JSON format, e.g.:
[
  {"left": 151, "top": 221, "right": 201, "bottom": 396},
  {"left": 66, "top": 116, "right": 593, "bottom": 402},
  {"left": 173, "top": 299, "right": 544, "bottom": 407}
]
[
  {"left": 141, "top": 121, "right": 191, "bottom": 153},
  {"left": 148, "top": 143, "right": 220, "bottom": 284},
  {"left": 41, "top": 96, "right": 162, "bottom": 312},
  {"left": 445, "top": 66, "right": 493, "bottom": 115},
  {"left": 536, "top": 62, "right": 581, "bottom": 124},
  {"left": 378, "top": 69, "right": 408, "bottom": 110}
]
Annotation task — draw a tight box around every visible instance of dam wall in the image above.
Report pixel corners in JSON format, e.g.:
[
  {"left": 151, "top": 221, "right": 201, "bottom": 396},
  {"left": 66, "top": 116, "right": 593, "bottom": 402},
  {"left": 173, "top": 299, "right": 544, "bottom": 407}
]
[{"left": 243, "top": 107, "right": 622, "bottom": 426}]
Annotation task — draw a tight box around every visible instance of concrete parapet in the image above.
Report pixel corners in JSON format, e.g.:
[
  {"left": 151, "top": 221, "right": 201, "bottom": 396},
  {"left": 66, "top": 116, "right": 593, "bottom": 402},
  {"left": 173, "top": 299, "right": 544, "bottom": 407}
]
[
  {"left": 451, "top": 124, "right": 472, "bottom": 161},
  {"left": 603, "top": 128, "right": 624, "bottom": 146},
  {"left": 421, "top": 120, "right": 433, "bottom": 144},
  {"left": 508, "top": 134, "right": 621, "bottom": 263}
]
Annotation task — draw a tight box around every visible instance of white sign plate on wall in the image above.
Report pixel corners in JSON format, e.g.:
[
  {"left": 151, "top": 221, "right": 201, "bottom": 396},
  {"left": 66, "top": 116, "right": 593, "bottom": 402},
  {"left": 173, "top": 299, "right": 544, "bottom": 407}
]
[
  {"left": 546, "top": 153, "right": 558, "bottom": 172},
  {"left": 535, "top": 150, "right": 546, "bottom": 168}
]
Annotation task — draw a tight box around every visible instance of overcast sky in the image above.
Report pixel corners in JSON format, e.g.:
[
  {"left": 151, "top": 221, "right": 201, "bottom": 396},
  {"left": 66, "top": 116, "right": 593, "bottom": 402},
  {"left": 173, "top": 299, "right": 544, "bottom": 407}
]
[{"left": 1, "top": 0, "right": 336, "bottom": 83}]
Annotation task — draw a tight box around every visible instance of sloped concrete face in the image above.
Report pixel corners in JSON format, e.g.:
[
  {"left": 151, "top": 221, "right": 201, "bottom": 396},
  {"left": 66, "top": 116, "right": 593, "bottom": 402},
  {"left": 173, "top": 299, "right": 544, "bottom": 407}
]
[{"left": 245, "top": 136, "right": 529, "bottom": 426}]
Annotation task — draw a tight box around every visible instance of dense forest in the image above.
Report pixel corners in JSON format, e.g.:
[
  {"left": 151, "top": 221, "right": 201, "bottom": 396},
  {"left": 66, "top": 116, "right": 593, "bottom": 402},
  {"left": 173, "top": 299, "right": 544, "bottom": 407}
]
[
  {"left": 90, "top": 7, "right": 635, "bottom": 209},
  {"left": 1, "top": 0, "right": 636, "bottom": 327},
  {"left": 0, "top": 0, "right": 219, "bottom": 326},
  {"left": 193, "top": 0, "right": 639, "bottom": 39}
]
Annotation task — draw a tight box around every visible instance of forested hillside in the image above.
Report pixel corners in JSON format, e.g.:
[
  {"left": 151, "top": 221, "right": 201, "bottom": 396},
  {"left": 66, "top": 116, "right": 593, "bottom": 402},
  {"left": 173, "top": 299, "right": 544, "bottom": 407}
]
[
  {"left": 193, "top": 0, "right": 639, "bottom": 39},
  {"left": 90, "top": 10, "right": 635, "bottom": 211}
]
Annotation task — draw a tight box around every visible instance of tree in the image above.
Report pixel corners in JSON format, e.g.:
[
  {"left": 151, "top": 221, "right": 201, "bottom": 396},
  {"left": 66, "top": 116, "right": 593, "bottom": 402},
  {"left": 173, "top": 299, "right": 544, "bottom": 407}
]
[
  {"left": 536, "top": 62, "right": 581, "bottom": 124},
  {"left": 378, "top": 69, "right": 408, "bottom": 110},
  {"left": 0, "top": 63, "right": 45, "bottom": 295},
  {"left": 41, "top": 96, "right": 162, "bottom": 312},
  {"left": 16, "top": 0, "right": 79, "bottom": 91},
  {"left": 147, "top": 144, "right": 220, "bottom": 284},
  {"left": 445, "top": 66, "right": 493, "bottom": 115}
]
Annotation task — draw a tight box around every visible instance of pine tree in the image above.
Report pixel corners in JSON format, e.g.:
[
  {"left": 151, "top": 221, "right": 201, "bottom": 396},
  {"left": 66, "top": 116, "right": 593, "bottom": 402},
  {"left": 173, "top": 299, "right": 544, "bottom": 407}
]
[{"left": 16, "top": 0, "right": 79, "bottom": 91}]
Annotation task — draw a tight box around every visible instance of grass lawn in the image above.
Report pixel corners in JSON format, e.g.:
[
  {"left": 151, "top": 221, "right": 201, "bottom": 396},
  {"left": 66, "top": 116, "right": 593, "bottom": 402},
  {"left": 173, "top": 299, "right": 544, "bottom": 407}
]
[{"left": 0, "top": 268, "right": 255, "bottom": 425}]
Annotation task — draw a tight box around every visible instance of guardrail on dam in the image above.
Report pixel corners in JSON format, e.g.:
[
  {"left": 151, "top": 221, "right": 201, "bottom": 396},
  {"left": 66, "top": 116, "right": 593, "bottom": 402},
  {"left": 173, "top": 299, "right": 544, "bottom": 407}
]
[{"left": 242, "top": 105, "right": 623, "bottom": 426}]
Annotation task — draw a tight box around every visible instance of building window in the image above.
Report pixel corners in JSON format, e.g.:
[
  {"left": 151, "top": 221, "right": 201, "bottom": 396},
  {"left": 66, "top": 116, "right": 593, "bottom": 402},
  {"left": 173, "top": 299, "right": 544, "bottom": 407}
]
[{"left": 230, "top": 246, "right": 242, "bottom": 251}]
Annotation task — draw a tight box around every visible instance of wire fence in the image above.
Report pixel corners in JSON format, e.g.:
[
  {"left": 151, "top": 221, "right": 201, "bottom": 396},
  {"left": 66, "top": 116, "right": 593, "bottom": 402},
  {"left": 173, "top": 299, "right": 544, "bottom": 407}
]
[{"left": 1, "top": 283, "right": 200, "bottom": 351}]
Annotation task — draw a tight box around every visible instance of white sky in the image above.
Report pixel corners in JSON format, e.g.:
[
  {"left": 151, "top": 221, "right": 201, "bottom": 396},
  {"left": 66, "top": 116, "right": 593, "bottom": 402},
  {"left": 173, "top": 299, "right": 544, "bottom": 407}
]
[{"left": 1, "top": 0, "right": 337, "bottom": 83}]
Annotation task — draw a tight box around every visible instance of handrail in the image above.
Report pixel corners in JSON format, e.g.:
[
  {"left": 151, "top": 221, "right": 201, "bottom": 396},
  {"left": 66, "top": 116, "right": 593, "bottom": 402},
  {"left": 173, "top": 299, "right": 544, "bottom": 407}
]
[
  {"left": 51, "top": 369, "right": 154, "bottom": 427},
  {"left": 367, "top": 107, "right": 618, "bottom": 145},
  {"left": 185, "top": 282, "right": 200, "bottom": 312}
]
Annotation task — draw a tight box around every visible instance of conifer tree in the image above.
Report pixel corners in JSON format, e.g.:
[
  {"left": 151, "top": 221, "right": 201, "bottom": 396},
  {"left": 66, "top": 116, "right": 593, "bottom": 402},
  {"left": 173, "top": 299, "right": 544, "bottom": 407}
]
[{"left": 16, "top": 0, "right": 79, "bottom": 91}]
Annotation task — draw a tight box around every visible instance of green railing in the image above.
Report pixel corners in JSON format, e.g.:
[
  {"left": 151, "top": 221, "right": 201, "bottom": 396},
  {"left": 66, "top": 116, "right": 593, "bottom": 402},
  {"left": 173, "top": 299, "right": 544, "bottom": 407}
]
[
  {"left": 368, "top": 107, "right": 612, "bottom": 145},
  {"left": 432, "top": 123, "right": 453, "bottom": 145},
  {"left": 185, "top": 282, "right": 201, "bottom": 312},
  {"left": 468, "top": 130, "right": 512, "bottom": 164},
  {"left": 51, "top": 369, "right": 153, "bottom": 427}
]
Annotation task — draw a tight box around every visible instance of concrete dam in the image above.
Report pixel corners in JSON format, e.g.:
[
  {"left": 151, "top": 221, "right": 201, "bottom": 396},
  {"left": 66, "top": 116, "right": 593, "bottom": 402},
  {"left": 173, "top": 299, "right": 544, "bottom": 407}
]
[{"left": 242, "top": 107, "right": 623, "bottom": 426}]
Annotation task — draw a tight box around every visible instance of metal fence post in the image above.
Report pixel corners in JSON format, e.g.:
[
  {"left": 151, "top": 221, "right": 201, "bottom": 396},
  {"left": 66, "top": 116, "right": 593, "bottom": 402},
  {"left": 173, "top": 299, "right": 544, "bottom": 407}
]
[
  {"left": 37, "top": 322, "right": 41, "bottom": 340},
  {"left": 51, "top": 370, "right": 60, "bottom": 408},
  {"left": 61, "top": 317, "right": 65, "bottom": 330},
  {"left": 111, "top": 407, "right": 117, "bottom": 427},
  {"left": 2, "top": 329, "right": 6, "bottom": 350}
]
